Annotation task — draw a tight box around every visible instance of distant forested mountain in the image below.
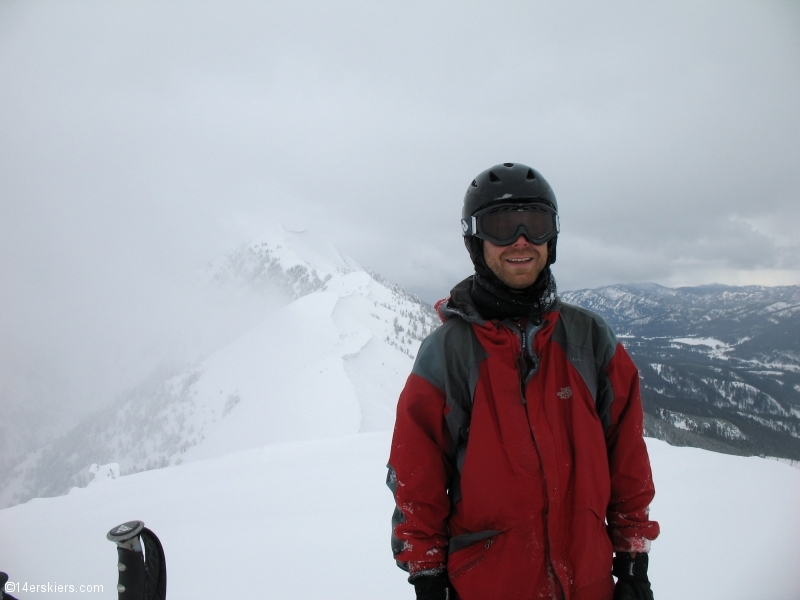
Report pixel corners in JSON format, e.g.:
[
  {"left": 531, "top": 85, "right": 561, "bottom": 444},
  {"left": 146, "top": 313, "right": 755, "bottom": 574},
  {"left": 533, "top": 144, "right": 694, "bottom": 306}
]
[{"left": 562, "top": 283, "right": 800, "bottom": 461}]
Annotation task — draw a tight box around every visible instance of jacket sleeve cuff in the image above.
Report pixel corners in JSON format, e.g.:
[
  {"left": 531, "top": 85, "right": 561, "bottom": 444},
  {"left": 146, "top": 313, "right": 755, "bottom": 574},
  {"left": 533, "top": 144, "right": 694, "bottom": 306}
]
[
  {"left": 611, "top": 533, "right": 652, "bottom": 554},
  {"left": 408, "top": 567, "right": 447, "bottom": 583}
]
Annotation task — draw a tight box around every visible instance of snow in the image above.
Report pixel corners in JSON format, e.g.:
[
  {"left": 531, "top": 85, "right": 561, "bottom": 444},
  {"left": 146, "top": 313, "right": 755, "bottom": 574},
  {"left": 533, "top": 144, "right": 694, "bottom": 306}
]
[
  {"left": 647, "top": 440, "right": 800, "bottom": 599},
  {"left": 671, "top": 337, "right": 728, "bottom": 350},
  {"left": 2, "top": 230, "right": 799, "bottom": 598},
  {"left": 0, "top": 231, "right": 437, "bottom": 507},
  {"left": 762, "top": 456, "right": 800, "bottom": 470},
  {"left": 1, "top": 436, "right": 799, "bottom": 599},
  {"left": 205, "top": 226, "right": 359, "bottom": 288},
  {"left": 158, "top": 274, "right": 421, "bottom": 465},
  {"left": 656, "top": 409, "right": 747, "bottom": 441},
  {"left": 86, "top": 463, "right": 120, "bottom": 485}
]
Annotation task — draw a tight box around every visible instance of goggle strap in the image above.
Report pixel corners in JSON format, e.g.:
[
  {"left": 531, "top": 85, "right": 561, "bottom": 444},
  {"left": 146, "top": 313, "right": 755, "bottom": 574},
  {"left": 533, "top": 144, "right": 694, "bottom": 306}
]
[{"left": 460, "top": 217, "right": 477, "bottom": 236}]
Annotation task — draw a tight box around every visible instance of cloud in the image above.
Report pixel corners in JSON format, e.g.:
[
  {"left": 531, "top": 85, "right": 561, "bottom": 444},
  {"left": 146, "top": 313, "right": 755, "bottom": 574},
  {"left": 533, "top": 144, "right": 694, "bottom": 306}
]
[{"left": 0, "top": 0, "right": 798, "bottom": 458}]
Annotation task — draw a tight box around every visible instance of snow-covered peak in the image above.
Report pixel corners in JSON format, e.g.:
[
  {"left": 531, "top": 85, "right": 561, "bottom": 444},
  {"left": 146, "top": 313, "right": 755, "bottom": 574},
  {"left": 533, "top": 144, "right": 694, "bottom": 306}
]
[
  {"left": 203, "top": 225, "right": 362, "bottom": 301},
  {"left": 0, "top": 229, "right": 440, "bottom": 508}
]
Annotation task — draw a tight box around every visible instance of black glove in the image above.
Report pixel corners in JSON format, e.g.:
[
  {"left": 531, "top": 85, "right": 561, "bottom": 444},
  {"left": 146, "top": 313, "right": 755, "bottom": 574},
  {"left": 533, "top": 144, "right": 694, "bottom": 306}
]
[
  {"left": 412, "top": 572, "right": 452, "bottom": 600},
  {"left": 613, "top": 552, "right": 653, "bottom": 600}
]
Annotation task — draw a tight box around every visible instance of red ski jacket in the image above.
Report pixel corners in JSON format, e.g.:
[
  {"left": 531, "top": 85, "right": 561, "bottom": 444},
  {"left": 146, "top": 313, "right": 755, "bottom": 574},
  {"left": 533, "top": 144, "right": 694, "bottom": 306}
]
[{"left": 387, "top": 279, "right": 659, "bottom": 600}]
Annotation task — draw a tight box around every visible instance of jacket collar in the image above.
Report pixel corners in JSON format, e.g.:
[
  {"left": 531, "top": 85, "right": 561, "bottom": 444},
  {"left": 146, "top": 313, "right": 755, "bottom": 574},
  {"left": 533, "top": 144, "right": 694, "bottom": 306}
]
[{"left": 435, "top": 276, "right": 561, "bottom": 327}]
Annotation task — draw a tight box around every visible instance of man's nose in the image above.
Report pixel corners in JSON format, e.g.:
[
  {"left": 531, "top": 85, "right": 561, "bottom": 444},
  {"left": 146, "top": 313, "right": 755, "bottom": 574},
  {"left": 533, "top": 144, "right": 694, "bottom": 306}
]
[{"left": 511, "top": 235, "right": 531, "bottom": 247}]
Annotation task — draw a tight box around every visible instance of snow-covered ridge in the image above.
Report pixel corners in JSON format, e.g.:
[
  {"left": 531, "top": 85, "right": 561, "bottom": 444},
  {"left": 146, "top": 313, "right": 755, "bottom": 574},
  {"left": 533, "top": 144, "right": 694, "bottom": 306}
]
[
  {"left": 562, "top": 283, "right": 800, "bottom": 332},
  {"left": 6, "top": 268, "right": 798, "bottom": 508},
  {"left": 0, "top": 227, "right": 439, "bottom": 509},
  {"left": 203, "top": 226, "right": 360, "bottom": 298}
]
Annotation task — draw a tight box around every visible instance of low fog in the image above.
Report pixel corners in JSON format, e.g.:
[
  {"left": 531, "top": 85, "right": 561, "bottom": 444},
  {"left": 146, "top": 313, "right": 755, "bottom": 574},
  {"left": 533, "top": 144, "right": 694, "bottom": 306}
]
[{"left": 1, "top": 1, "right": 798, "bottom": 469}]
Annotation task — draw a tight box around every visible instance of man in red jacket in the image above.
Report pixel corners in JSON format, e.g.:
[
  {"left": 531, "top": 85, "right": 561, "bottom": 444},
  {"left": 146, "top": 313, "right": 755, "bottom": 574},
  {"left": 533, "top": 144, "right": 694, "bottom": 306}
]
[{"left": 387, "top": 163, "right": 659, "bottom": 600}]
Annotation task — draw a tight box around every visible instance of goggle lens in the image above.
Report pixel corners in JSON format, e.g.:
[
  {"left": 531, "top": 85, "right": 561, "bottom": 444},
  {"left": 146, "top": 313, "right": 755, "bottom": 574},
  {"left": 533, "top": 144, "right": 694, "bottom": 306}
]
[{"left": 476, "top": 205, "right": 557, "bottom": 245}]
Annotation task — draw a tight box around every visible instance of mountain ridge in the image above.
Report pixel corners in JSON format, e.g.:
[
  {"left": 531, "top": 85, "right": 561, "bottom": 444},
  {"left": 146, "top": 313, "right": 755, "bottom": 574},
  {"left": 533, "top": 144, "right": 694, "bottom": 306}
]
[
  {"left": 3, "top": 241, "right": 797, "bottom": 508},
  {"left": 562, "top": 282, "right": 800, "bottom": 461},
  {"left": 0, "top": 228, "right": 438, "bottom": 508}
]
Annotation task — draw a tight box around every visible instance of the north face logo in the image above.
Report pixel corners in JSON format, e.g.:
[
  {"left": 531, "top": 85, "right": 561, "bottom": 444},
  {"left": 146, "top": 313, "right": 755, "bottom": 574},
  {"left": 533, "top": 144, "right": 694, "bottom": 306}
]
[{"left": 557, "top": 386, "right": 573, "bottom": 399}]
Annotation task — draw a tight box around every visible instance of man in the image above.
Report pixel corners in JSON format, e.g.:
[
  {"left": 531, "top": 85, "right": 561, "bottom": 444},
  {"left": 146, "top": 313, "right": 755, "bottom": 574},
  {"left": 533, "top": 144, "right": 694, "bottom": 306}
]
[{"left": 387, "top": 163, "right": 659, "bottom": 600}]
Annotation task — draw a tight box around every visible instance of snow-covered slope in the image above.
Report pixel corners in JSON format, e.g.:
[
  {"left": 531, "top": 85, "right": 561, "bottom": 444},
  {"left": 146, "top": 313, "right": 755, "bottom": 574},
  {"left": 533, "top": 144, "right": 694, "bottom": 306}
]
[
  {"left": 0, "top": 227, "right": 439, "bottom": 508},
  {"left": 2, "top": 230, "right": 800, "bottom": 598},
  {"left": 0, "top": 435, "right": 798, "bottom": 600}
]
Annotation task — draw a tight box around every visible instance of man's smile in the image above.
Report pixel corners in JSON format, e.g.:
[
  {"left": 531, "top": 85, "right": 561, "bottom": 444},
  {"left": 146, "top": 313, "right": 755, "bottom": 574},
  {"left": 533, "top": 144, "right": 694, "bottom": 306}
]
[{"left": 483, "top": 236, "right": 548, "bottom": 288}]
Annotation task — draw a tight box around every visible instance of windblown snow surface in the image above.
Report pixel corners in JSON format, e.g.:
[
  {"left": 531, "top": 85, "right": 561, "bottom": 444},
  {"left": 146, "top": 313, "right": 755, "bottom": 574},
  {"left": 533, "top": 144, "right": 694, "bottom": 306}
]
[
  {"left": 1, "top": 228, "right": 799, "bottom": 599},
  {"left": 1, "top": 437, "right": 798, "bottom": 599}
]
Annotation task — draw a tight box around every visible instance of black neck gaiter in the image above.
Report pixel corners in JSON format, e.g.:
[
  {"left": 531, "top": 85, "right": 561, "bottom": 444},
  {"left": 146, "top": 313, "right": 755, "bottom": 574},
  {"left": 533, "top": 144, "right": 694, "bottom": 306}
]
[
  {"left": 471, "top": 268, "right": 558, "bottom": 323},
  {"left": 465, "top": 235, "right": 558, "bottom": 323}
]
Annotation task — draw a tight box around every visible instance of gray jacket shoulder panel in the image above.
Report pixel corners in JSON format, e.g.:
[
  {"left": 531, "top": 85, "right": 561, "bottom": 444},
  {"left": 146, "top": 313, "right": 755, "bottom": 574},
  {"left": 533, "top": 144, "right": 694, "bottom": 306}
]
[
  {"left": 411, "top": 317, "right": 487, "bottom": 504},
  {"left": 411, "top": 317, "right": 487, "bottom": 396},
  {"left": 552, "top": 302, "right": 619, "bottom": 431},
  {"left": 554, "top": 302, "right": 618, "bottom": 367}
]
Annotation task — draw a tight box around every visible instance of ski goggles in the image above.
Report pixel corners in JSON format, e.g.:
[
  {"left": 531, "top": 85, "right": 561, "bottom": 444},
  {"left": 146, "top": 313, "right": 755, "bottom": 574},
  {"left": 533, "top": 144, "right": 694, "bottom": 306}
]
[{"left": 462, "top": 202, "right": 560, "bottom": 246}]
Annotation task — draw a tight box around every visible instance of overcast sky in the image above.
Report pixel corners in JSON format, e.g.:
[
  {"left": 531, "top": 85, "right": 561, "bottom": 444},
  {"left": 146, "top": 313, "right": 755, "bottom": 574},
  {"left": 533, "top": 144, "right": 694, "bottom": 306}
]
[{"left": 1, "top": 1, "right": 798, "bottom": 445}]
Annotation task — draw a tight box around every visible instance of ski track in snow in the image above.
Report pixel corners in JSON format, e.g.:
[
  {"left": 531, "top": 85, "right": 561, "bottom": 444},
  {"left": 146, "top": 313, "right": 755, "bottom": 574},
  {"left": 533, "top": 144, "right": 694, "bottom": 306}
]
[{"left": 1, "top": 436, "right": 799, "bottom": 599}]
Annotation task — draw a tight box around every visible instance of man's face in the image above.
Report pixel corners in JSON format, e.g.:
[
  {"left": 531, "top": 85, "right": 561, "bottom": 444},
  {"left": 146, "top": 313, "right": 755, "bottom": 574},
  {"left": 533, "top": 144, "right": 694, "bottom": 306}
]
[{"left": 482, "top": 235, "right": 548, "bottom": 289}]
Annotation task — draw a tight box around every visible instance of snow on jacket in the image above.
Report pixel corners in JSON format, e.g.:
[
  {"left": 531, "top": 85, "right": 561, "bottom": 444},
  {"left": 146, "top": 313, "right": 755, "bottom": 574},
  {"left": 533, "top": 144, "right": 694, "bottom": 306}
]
[{"left": 387, "top": 278, "right": 659, "bottom": 600}]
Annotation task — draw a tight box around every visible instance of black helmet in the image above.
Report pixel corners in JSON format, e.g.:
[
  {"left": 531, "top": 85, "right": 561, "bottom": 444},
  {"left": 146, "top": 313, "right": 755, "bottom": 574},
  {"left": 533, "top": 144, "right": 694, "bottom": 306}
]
[
  {"left": 462, "top": 162, "right": 559, "bottom": 265},
  {"left": 462, "top": 162, "right": 558, "bottom": 220}
]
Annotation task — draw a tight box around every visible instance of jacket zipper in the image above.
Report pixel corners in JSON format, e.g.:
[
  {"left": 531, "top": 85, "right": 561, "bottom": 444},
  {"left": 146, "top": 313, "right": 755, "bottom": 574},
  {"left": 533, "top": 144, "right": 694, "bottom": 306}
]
[
  {"left": 512, "top": 321, "right": 541, "bottom": 404},
  {"left": 517, "top": 326, "right": 528, "bottom": 404},
  {"left": 511, "top": 320, "right": 565, "bottom": 600}
]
